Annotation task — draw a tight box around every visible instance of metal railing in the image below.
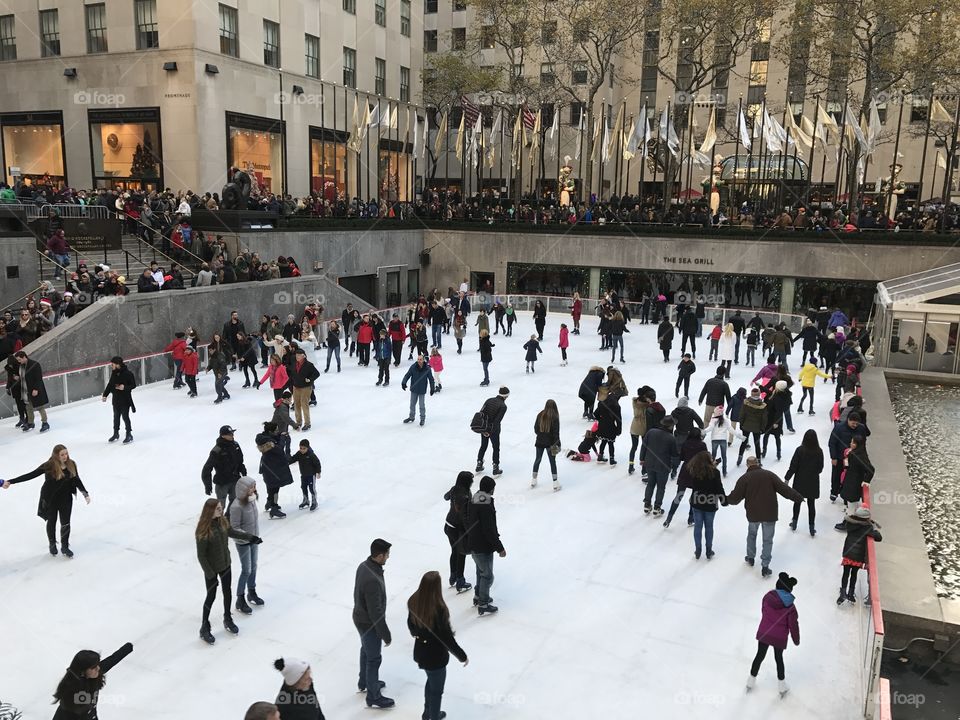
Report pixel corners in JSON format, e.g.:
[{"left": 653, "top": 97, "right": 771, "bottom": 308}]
[
  {"left": 0, "top": 284, "right": 45, "bottom": 314},
  {"left": 859, "top": 487, "right": 886, "bottom": 719}
]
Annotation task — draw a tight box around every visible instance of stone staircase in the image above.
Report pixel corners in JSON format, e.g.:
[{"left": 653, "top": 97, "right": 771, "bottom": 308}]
[{"left": 39, "top": 236, "right": 200, "bottom": 285}]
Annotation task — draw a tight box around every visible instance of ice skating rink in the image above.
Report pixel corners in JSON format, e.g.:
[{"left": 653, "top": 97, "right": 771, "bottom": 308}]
[{"left": 0, "top": 312, "right": 867, "bottom": 719}]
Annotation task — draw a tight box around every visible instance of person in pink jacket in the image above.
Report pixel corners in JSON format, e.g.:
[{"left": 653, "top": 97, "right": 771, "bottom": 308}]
[
  {"left": 558, "top": 323, "right": 570, "bottom": 366},
  {"left": 747, "top": 571, "right": 800, "bottom": 697},
  {"left": 429, "top": 346, "right": 444, "bottom": 392},
  {"left": 259, "top": 354, "right": 290, "bottom": 401}
]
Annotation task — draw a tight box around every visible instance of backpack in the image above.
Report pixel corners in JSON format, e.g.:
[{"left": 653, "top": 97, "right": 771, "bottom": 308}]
[{"left": 470, "top": 410, "right": 490, "bottom": 434}]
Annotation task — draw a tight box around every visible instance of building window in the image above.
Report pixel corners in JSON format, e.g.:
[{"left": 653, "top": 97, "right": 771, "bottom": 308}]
[
  {"left": 453, "top": 0, "right": 467, "bottom": 9},
  {"left": 343, "top": 46, "right": 356, "bottom": 88},
  {"left": 2, "top": 113, "right": 66, "bottom": 187},
  {"left": 375, "top": 0, "right": 386, "bottom": 27},
  {"left": 89, "top": 108, "right": 163, "bottom": 189},
  {"left": 0, "top": 14, "right": 15, "bottom": 61},
  {"left": 134, "top": 0, "right": 159, "bottom": 50},
  {"left": 541, "top": 21, "right": 556, "bottom": 45},
  {"left": 480, "top": 26, "right": 495, "bottom": 49},
  {"left": 573, "top": 23, "right": 589, "bottom": 43},
  {"left": 375, "top": 58, "right": 387, "bottom": 95},
  {"left": 39, "top": 9, "right": 60, "bottom": 57},
  {"left": 569, "top": 102, "right": 585, "bottom": 126},
  {"left": 305, "top": 34, "right": 319, "bottom": 78},
  {"left": 263, "top": 20, "right": 280, "bottom": 68},
  {"left": 572, "top": 61, "right": 587, "bottom": 85},
  {"left": 227, "top": 112, "right": 284, "bottom": 194},
  {"left": 747, "top": 86, "right": 765, "bottom": 106},
  {"left": 424, "top": 30, "right": 437, "bottom": 52},
  {"left": 219, "top": 4, "right": 238, "bottom": 57},
  {"left": 344, "top": 0, "right": 356, "bottom": 14},
  {"left": 749, "top": 60, "right": 768, "bottom": 87},
  {"left": 425, "top": 0, "right": 438, "bottom": 13},
  {"left": 540, "top": 63, "right": 555, "bottom": 87},
  {"left": 85, "top": 4, "right": 108, "bottom": 54},
  {"left": 910, "top": 99, "right": 928, "bottom": 124},
  {"left": 400, "top": 66, "right": 410, "bottom": 102},
  {"left": 451, "top": 28, "right": 466, "bottom": 51},
  {"left": 400, "top": 0, "right": 411, "bottom": 36}
]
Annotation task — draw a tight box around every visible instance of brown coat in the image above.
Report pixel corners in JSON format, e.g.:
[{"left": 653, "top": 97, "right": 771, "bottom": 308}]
[{"left": 725, "top": 466, "right": 803, "bottom": 522}]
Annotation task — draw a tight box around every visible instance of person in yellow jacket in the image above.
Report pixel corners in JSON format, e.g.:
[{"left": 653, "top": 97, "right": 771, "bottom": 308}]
[{"left": 796, "top": 362, "right": 830, "bottom": 415}]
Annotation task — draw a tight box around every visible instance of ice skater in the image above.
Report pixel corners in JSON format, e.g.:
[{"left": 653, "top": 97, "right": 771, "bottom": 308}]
[
  {"left": 443, "top": 471, "right": 474, "bottom": 592},
  {"left": 290, "top": 439, "right": 322, "bottom": 511},
  {"left": 102, "top": 355, "right": 137, "bottom": 444},
  {"left": 747, "top": 572, "right": 800, "bottom": 697},
  {"left": 401, "top": 354, "right": 436, "bottom": 426},
  {"left": 52, "top": 643, "right": 133, "bottom": 719},
  {"left": 273, "top": 657, "right": 326, "bottom": 719},
  {"left": 465, "top": 475, "right": 506, "bottom": 615},
  {"left": 523, "top": 334, "right": 542, "bottom": 373},
  {"left": 836, "top": 507, "right": 882, "bottom": 605},
  {"left": 429, "top": 346, "right": 444, "bottom": 391},
  {"left": 229, "top": 476, "right": 265, "bottom": 614},
  {"left": 558, "top": 323, "right": 569, "bottom": 365},
  {"left": 353, "top": 538, "right": 395, "bottom": 708}
]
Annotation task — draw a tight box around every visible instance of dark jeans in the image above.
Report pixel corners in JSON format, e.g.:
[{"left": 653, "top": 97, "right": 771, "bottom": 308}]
[
  {"left": 665, "top": 488, "right": 694, "bottom": 525},
  {"left": 444, "top": 524, "right": 467, "bottom": 582},
  {"left": 746, "top": 346, "right": 756, "bottom": 365},
  {"left": 629, "top": 434, "right": 640, "bottom": 463},
  {"left": 472, "top": 552, "right": 495, "bottom": 605},
  {"left": 478, "top": 431, "right": 500, "bottom": 465},
  {"left": 423, "top": 667, "right": 447, "bottom": 720},
  {"left": 751, "top": 641, "right": 785, "bottom": 680},
  {"left": 738, "top": 432, "right": 761, "bottom": 459},
  {"left": 214, "top": 373, "right": 229, "bottom": 400},
  {"left": 831, "top": 462, "right": 843, "bottom": 498},
  {"left": 392, "top": 341, "right": 403, "bottom": 365},
  {"left": 432, "top": 324, "right": 443, "bottom": 348},
  {"left": 610, "top": 334, "right": 624, "bottom": 360},
  {"left": 676, "top": 375, "right": 690, "bottom": 397},
  {"left": 792, "top": 497, "right": 816, "bottom": 527},
  {"left": 762, "top": 432, "right": 781, "bottom": 458},
  {"left": 533, "top": 445, "right": 557, "bottom": 475},
  {"left": 644, "top": 470, "right": 670, "bottom": 509},
  {"left": 681, "top": 333, "right": 696, "bottom": 355},
  {"left": 185, "top": 375, "right": 197, "bottom": 394},
  {"left": 841, "top": 565, "right": 860, "bottom": 595},
  {"left": 357, "top": 626, "right": 384, "bottom": 701},
  {"left": 598, "top": 439, "right": 616, "bottom": 460},
  {"left": 358, "top": 343, "right": 370, "bottom": 365},
  {"left": 173, "top": 359, "right": 183, "bottom": 386},
  {"left": 377, "top": 359, "right": 390, "bottom": 383},
  {"left": 325, "top": 344, "right": 341, "bottom": 370},
  {"left": 202, "top": 568, "right": 232, "bottom": 626},
  {"left": 112, "top": 405, "right": 132, "bottom": 434}
]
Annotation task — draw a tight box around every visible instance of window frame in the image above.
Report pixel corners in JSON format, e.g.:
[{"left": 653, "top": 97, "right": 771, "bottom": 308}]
[
  {"left": 425, "top": 0, "right": 438, "bottom": 13},
  {"left": 572, "top": 61, "right": 587, "bottom": 85},
  {"left": 343, "top": 0, "right": 357, "bottom": 14},
  {"left": 343, "top": 46, "right": 356, "bottom": 88},
  {"left": 85, "top": 4, "right": 108, "bottom": 54},
  {"left": 400, "top": 0, "right": 411, "bottom": 36},
  {"left": 218, "top": 4, "right": 239, "bottom": 58},
  {"left": 451, "top": 27, "right": 466, "bottom": 51},
  {"left": 134, "top": 0, "right": 159, "bottom": 51},
  {"left": 39, "top": 9, "right": 60, "bottom": 57},
  {"left": 305, "top": 33, "right": 319, "bottom": 78},
  {"left": 375, "top": 57, "right": 387, "bottom": 96},
  {"left": 375, "top": 0, "right": 387, "bottom": 27},
  {"left": 0, "top": 14, "right": 15, "bottom": 61},
  {"left": 424, "top": 29, "right": 438, "bottom": 53},
  {"left": 540, "top": 62, "right": 555, "bottom": 87},
  {"left": 263, "top": 19, "right": 280, "bottom": 68},
  {"left": 400, "top": 66, "right": 410, "bottom": 102}
]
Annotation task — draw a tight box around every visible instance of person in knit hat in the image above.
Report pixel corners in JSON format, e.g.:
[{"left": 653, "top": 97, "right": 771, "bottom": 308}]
[
  {"left": 465, "top": 475, "right": 506, "bottom": 615},
  {"left": 475, "top": 387, "right": 509, "bottom": 475},
  {"left": 273, "top": 657, "right": 326, "bottom": 719},
  {"left": 747, "top": 571, "right": 799, "bottom": 697},
  {"left": 836, "top": 506, "right": 882, "bottom": 605}
]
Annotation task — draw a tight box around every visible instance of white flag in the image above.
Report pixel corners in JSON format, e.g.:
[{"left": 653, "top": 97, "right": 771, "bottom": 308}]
[
  {"left": 367, "top": 103, "right": 380, "bottom": 127},
  {"left": 762, "top": 109, "right": 783, "bottom": 153},
  {"left": 642, "top": 110, "right": 652, "bottom": 158},
  {"left": 738, "top": 108, "right": 752, "bottom": 150},
  {"left": 548, "top": 106, "right": 560, "bottom": 159},
  {"left": 486, "top": 110, "right": 502, "bottom": 168},
  {"left": 844, "top": 102, "right": 866, "bottom": 148},
  {"left": 411, "top": 111, "right": 421, "bottom": 159},
  {"left": 937, "top": 150, "right": 947, "bottom": 170},
  {"left": 698, "top": 106, "right": 717, "bottom": 155},
  {"left": 659, "top": 107, "right": 680, "bottom": 157},
  {"left": 421, "top": 114, "right": 429, "bottom": 159},
  {"left": 433, "top": 110, "right": 447, "bottom": 158},
  {"left": 624, "top": 105, "right": 646, "bottom": 159},
  {"left": 785, "top": 110, "right": 813, "bottom": 152},
  {"left": 863, "top": 99, "right": 882, "bottom": 155},
  {"left": 931, "top": 98, "right": 954, "bottom": 124},
  {"left": 590, "top": 113, "right": 603, "bottom": 162}
]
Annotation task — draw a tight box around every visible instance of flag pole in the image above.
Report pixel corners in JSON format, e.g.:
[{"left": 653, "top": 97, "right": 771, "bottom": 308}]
[
  {"left": 885, "top": 91, "right": 905, "bottom": 224},
  {"left": 940, "top": 95, "right": 960, "bottom": 232},
  {"left": 662, "top": 101, "right": 672, "bottom": 212},
  {"left": 916, "top": 92, "right": 934, "bottom": 208},
  {"left": 779, "top": 104, "right": 790, "bottom": 211},
  {"left": 598, "top": 103, "right": 606, "bottom": 202},
  {"left": 319, "top": 82, "right": 326, "bottom": 199},
  {"left": 684, "top": 103, "right": 695, "bottom": 209},
  {"left": 638, "top": 99, "right": 648, "bottom": 206},
  {"left": 555, "top": 104, "right": 562, "bottom": 204},
  {"left": 805, "top": 95, "right": 819, "bottom": 206},
  {"left": 733, "top": 96, "right": 742, "bottom": 212},
  {"left": 444, "top": 104, "right": 450, "bottom": 217},
  {"left": 832, "top": 98, "right": 848, "bottom": 208}
]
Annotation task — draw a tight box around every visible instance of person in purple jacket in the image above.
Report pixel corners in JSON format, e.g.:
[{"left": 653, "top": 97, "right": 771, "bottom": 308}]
[
  {"left": 747, "top": 571, "right": 800, "bottom": 698},
  {"left": 751, "top": 356, "right": 780, "bottom": 390}
]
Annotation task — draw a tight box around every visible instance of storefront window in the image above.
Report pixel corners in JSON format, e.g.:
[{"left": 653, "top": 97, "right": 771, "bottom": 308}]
[
  {"left": 1, "top": 112, "right": 66, "bottom": 187},
  {"left": 378, "top": 144, "right": 411, "bottom": 202},
  {"left": 310, "top": 128, "right": 347, "bottom": 201},
  {"left": 227, "top": 112, "right": 285, "bottom": 195},
  {"left": 88, "top": 108, "right": 162, "bottom": 189},
  {"left": 888, "top": 315, "right": 925, "bottom": 371},
  {"left": 920, "top": 316, "right": 959, "bottom": 374}
]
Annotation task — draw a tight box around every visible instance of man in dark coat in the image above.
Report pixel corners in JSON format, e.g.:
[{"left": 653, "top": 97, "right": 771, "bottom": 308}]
[
  {"left": 222, "top": 310, "right": 246, "bottom": 370},
  {"left": 465, "top": 475, "right": 506, "bottom": 615},
  {"left": 352, "top": 538, "right": 395, "bottom": 708},
  {"left": 201, "top": 425, "right": 247, "bottom": 506},
  {"left": 578, "top": 366, "right": 605, "bottom": 419},
  {"left": 102, "top": 355, "right": 137, "bottom": 443},
  {"left": 15, "top": 350, "right": 49, "bottom": 432},
  {"left": 476, "top": 387, "right": 509, "bottom": 475},
  {"left": 698, "top": 366, "right": 732, "bottom": 425},
  {"left": 730, "top": 310, "right": 747, "bottom": 363},
  {"left": 679, "top": 308, "right": 698, "bottom": 357},
  {"left": 639, "top": 416, "right": 680, "bottom": 515},
  {"left": 828, "top": 411, "right": 870, "bottom": 501}
]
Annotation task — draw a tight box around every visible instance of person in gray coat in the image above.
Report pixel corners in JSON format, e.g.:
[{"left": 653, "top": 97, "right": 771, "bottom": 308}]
[
  {"left": 639, "top": 416, "right": 680, "bottom": 516},
  {"left": 229, "top": 476, "right": 264, "bottom": 614},
  {"left": 353, "top": 538, "right": 395, "bottom": 709}
]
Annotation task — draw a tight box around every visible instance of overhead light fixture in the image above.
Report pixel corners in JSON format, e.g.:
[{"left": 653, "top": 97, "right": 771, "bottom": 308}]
[
  {"left": 292, "top": 85, "right": 304, "bottom": 95},
  {"left": 205, "top": 63, "right": 219, "bottom": 75},
  {"left": 163, "top": 61, "right": 178, "bottom": 71},
  {"left": 63, "top": 68, "right": 77, "bottom": 78}
]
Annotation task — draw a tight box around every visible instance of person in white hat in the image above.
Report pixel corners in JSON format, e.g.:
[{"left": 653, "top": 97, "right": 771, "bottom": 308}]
[{"left": 273, "top": 657, "right": 325, "bottom": 717}]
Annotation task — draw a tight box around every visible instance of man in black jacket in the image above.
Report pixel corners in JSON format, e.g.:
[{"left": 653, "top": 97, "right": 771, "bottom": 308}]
[
  {"left": 102, "top": 355, "right": 137, "bottom": 444},
  {"left": 222, "top": 310, "right": 246, "bottom": 370},
  {"left": 679, "top": 308, "right": 698, "bottom": 357},
  {"left": 639, "top": 416, "right": 680, "bottom": 515},
  {"left": 201, "top": 425, "right": 247, "bottom": 506},
  {"left": 352, "top": 538, "right": 395, "bottom": 708},
  {"left": 288, "top": 347, "right": 320, "bottom": 431},
  {"left": 465, "top": 476, "right": 506, "bottom": 615},
  {"left": 698, "top": 367, "right": 732, "bottom": 425},
  {"left": 476, "top": 386, "right": 509, "bottom": 475},
  {"left": 730, "top": 310, "right": 747, "bottom": 364},
  {"left": 429, "top": 300, "right": 446, "bottom": 348},
  {"left": 14, "top": 350, "right": 49, "bottom": 432}
]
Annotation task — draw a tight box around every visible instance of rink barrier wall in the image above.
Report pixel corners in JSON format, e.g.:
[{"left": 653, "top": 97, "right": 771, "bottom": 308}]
[{"left": 861, "top": 486, "right": 887, "bottom": 720}]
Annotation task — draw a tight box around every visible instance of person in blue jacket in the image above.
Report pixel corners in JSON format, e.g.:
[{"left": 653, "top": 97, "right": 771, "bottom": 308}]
[
  {"left": 376, "top": 329, "right": 393, "bottom": 387},
  {"left": 401, "top": 354, "right": 436, "bottom": 426}
]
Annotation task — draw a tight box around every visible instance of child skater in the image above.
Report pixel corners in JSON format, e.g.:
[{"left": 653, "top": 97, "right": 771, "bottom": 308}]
[
  {"left": 289, "top": 439, "right": 322, "bottom": 511},
  {"left": 559, "top": 323, "right": 570, "bottom": 366},
  {"left": 429, "top": 346, "right": 444, "bottom": 392},
  {"left": 523, "top": 334, "right": 542, "bottom": 373},
  {"left": 836, "top": 506, "right": 882, "bottom": 605},
  {"left": 567, "top": 422, "right": 599, "bottom": 461},
  {"left": 182, "top": 345, "right": 199, "bottom": 397}
]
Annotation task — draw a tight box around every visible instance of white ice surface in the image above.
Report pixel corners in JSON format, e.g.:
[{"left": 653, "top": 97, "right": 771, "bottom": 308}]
[{"left": 0, "top": 312, "right": 868, "bottom": 719}]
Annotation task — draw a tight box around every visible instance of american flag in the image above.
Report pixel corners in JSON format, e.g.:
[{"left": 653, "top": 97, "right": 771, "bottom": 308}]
[
  {"left": 522, "top": 106, "right": 537, "bottom": 130},
  {"left": 460, "top": 95, "right": 481, "bottom": 127}
]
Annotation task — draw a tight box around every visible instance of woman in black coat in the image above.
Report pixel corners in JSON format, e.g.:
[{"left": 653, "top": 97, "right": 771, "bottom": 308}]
[
  {"left": 532, "top": 299, "right": 547, "bottom": 341},
  {"left": 407, "top": 571, "right": 468, "bottom": 720},
  {"left": 3, "top": 444, "right": 89, "bottom": 557},
  {"left": 256, "top": 421, "right": 294, "bottom": 518},
  {"left": 442, "top": 471, "right": 473, "bottom": 592},
  {"left": 837, "top": 507, "right": 882, "bottom": 604},
  {"left": 785, "top": 429, "right": 824, "bottom": 536},
  {"left": 664, "top": 429, "right": 707, "bottom": 528},
  {"left": 837, "top": 436, "right": 875, "bottom": 509},
  {"left": 761, "top": 381, "right": 790, "bottom": 461},
  {"left": 479, "top": 329, "right": 495, "bottom": 386},
  {"left": 657, "top": 318, "right": 675, "bottom": 361},
  {"left": 532, "top": 399, "right": 561, "bottom": 490},
  {"left": 594, "top": 388, "right": 623, "bottom": 465},
  {"left": 578, "top": 366, "right": 605, "bottom": 419},
  {"left": 52, "top": 643, "right": 134, "bottom": 720}
]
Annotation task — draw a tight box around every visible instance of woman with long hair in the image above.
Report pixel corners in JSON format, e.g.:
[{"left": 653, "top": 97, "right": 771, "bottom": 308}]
[
  {"left": 569, "top": 292, "right": 583, "bottom": 335},
  {"left": 718, "top": 323, "right": 736, "bottom": 378},
  {"left": 532, "top": 399, "right": 562, "bottom": 491},
  {"left": 443, "top": 471, "right": 474, "bottom": 592},
  {"left": 2, "top": 444, "right": 90, "bottom": 557},
  {"left": 784, "top": 429, "right": 824, "bottom": 536},
  {"left": 407, "top": 571, "right": 468, "bottom": 720},
  {"left": 609, "top": 311, "right": 628, "bottom": 364},
  {"left": 195, "top": 497, "right": 261, "bottom": 644},
  {"left": 52, "top": 643, "right": 133, "bottom": 719},
  {"left": 685, "top": 450, "right": 726, "bottom": 559}
]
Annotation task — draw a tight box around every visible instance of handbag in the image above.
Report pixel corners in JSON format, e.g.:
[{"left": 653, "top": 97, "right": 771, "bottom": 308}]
[
  {"left": 37, "top": 497, "right": 50, "bottom": 521},
  {"left": 549, "top": 443, "right": 561, "bottom": 456}
]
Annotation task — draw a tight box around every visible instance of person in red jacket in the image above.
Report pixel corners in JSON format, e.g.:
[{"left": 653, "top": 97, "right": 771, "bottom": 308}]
[
  {"left": 387, "top": 313, "right": 407, "bottom": 366},
  {"left": 164, "top": 331, "right": 188, "bottom": 389},
  {"left": 355, "top": 315, "right": 375, "bottom": 367},
  {"left": 182, "top": 345, "right": 200, "bottom": 397},
  {"left": 259, "top": 354, "right": 290, "bottom": 401}
]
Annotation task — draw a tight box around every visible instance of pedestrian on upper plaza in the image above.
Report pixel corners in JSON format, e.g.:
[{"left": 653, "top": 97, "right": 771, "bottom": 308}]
[
  {"left": 724, "top": 457, "right": 803, "bottom": 577},
  {"left": 558, "top": 323, "right": 570, "bottom": 366},
  {"left": 657, "top": 316, "right": 675, "bottom": 361},
  {"left": 676, "top": 353, "right": 697, "bottom": 398},
  {"left": 273, "top": 657, "right": 327, "bottom": 720},
  {"left": 533, "top": 299, "right": 547, "bottom": 341},
  {"left": 796, "top": 360, "right": 829, "bottom": 415},
  {"left": 2, "top": 444, "right": 90, "bottom": 558},
  {"left": 257, "top": 421, "right": 294, "bottom": 519},
  {"left": 531, "top": 399, "right": 562, "bottom": 491},
  {"left": 202, "top": 425, "right": 247, "bottom": 506},
  {"left": 718, "top": 323, "right": 736, "bottom": 378},
  {"left": 664, "top": 428, "right": 708, "bottom": 528},
  {"left": 828, "top": 410, "right": 869, "bottom": 501},
  {"left": 165, "top": 331, "right": 188, "bottom": 389},
  {"left": 14, "top": 350, "right": 50, "bottom": 432},
  {"left": 698, "top": 366, "right": 732, "bottom": 426},
  {"left": 835, "top": 434, "right": 875, "bottom": 523},
  {"left": 784, "top": 429, "right": 823, "bottom": 536},
  {"left": 479, "top": 328, "right": 495, "bottom": 386},
  {"left": 505, "top": 303, "right": 516, "bottom": 336},
  {"left": 687, "top": 450, "right": 727, "bottom": 560},
  {"left": 101, "top": 355, "right": 137, "bottom": 444},
  {"left": 195, "top": 497, "right": 261, "bottom": 644},
  {"left": 51, "top": 643, "right": 134, "bottom": 720},
  {"left": 408, "top": 570, "right": 469, "bottom": 720},
  {"left": 443, "top": 471, "right": 474, "bottom": 592},
  {"left": 353, "top": 538, "right": 395, "bottom": 708},
  {"left": 476, "top": 387, "right": 509, "bottom": 475},
  {"left": 640, "top": 416, "right": 680, "bottom": 516},
  {"left": 289, "top": 347, "right": 319, "bottom": 432},
  {"left": 324, "top": 320, "right": 342, "bottom": 372},
  {"left": 579, "top": 365, "right": 605, "bottom": 420},
  {"left": 570, "top": 292, "right": 583, "bottom": 335},
  {"left": 401, "top": 353, "right": 436, "bottom": 426},
  {"left": 836, "top": 507, "right": 882, "bottom": 606},
  {"left": 523, "top": 334, "right": 542, "bottom": 373},
  {"left": 746, "top": 571, "right": 800, "bottom": 697},
  {"left": 230, "top": 476, "right": 266, "bottom": 615},
  {"left": 679, "top": 306, "right": 698, "bottom": 357},
  {"left": 465, "top": 475, "right": 506, "bottom": 616}
]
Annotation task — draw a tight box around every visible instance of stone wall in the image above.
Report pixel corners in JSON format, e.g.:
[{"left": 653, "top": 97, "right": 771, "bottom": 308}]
[{"left": 0, "top": 235, "right": 40, "bottom": 310}]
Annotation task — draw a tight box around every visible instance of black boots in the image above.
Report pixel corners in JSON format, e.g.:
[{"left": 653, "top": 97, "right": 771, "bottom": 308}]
[
  {"left": 123, "top": 432, "right": 133, "bottom": 444},
  {"left": 248, "top": 589, "right": 265, "bottom": 606},
  {"left": 61, "top": 527, "right": 73, "bottom": 558},
  {"left": 236, "top": 596, "right": 253, "bottom": 615},
  {"left": 200, "top": 622, "right": 215, "bottom": 644},
  {"left": 108, "top": 433, "right": 120, "bottom": 442},
  {"left": 223, "top": 614, "right": 239, "bottom": 634}
]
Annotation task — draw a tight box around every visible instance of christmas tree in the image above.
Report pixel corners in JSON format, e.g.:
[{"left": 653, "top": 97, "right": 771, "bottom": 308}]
[{"left": 130, "top": 142, "right": 157, "bottom": 177}]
